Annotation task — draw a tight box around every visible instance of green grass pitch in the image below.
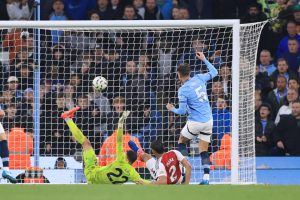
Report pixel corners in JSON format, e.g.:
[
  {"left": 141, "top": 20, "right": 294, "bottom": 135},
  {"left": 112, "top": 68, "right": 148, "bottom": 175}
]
[{"left": 0, "top": 185, "right": 299, "bottom": 200}]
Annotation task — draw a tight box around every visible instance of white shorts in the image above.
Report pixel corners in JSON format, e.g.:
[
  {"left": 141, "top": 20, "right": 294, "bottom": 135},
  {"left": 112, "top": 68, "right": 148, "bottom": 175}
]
[
  {"left": 181, "top": 119, "right": 213, "bottom": 142},
  {"left": 146, "top": 157, "right": 159, "bottom": 180}
]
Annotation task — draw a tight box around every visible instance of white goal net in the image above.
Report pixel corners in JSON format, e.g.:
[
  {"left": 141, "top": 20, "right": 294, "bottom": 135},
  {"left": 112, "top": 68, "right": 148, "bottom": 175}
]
[{"left": 0, "top": 20, "right": 265, "bottom": 184}]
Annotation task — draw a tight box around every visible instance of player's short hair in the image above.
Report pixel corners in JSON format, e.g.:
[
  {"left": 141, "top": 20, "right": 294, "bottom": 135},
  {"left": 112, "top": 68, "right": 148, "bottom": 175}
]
[
  {"left": 150, "top": 140, "right": 165, "bottom": 154},
  {"left": 126, "top": 150, "right": 137, "bottom": 164},
  {"left": 177, "top": 63, "right": 191, "bottom": 77}
]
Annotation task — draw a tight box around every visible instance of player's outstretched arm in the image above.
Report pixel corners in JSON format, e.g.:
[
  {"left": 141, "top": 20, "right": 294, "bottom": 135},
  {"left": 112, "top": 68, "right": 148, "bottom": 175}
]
[
  {"left": 128, "top": 140, "right": 152, "bottom": 162},
  {"left": 116, "top": 111, "right": 130, "bottom": 160},
  {"left": 181, "top": 158, "right": 192, "bottom": 184},
  {"left": 196, "top": 51, "right": 218, "bottom": 80}
]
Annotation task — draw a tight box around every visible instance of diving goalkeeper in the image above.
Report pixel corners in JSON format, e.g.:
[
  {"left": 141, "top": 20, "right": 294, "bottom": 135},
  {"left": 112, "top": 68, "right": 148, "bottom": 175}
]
[{"left": 61, "top": 107, "right": 145, "bottom": 184}]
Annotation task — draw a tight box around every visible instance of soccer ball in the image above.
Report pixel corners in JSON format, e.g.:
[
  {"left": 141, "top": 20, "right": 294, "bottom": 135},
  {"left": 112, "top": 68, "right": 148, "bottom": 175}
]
[{"left": 92, "top": 76, "right": 108, "bottom": 91}]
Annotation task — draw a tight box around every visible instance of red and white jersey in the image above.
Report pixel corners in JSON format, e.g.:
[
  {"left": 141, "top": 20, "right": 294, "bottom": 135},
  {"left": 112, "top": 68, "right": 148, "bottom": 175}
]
[{"left": 157, "top": 150, "right": 185, "bottom": 184}]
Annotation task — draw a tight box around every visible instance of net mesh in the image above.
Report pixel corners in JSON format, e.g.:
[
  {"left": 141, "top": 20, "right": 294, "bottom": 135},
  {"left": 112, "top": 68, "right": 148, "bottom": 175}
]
[{"left": 0, "top": 21, "right": 265, "bottom": 183}]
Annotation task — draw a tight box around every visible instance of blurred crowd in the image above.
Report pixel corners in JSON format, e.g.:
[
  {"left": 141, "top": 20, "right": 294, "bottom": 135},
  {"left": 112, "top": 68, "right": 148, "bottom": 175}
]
[{"left": 0, "top": 0, "right": 299, "bottom": 162}]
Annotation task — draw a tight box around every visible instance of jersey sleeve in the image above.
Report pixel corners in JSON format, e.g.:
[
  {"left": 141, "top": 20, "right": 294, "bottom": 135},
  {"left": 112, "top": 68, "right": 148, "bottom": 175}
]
[
  {"left": 156, "top": 162, "right": 167, "bottom": 177},
  {"left": 171, "top": 88, "right": 187, "bottom": 115},
  {"left": 196, "top": 58, "right": 218, "bottom": 82},
  {"left": 171, "top": 150, "right": 185, "bottom": 162}
]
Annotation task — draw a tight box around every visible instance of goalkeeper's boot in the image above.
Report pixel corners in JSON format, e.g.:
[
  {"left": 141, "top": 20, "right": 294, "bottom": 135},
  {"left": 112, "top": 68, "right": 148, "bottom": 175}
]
[
  {"left": 199, "top": 180, "right": 209, "bottom": 185},
  {"left": 2, "top": 170, "right": 17, "bottom": 184},
  {"left": 128, "top": 140, "right": 144, "bottom": 160},
  {"left": 61, "top": 106, "right": 80, "bottom": 119}
]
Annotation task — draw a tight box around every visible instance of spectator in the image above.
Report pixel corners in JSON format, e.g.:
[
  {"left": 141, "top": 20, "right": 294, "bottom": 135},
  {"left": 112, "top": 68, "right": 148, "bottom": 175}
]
[
  {"left": 6, "top": 76, "right": 22, "bottom": 103},
  {"left": 258, "top": 49, "right": 277, "bottom": 76},
  {"left": 8, "top": 120, "right": 33, "bottom": 169},
  {"left": 178, "top": 36, "right": 223, "bottom": 77},
  {"left": 19, "top": 88, "right": 34, "bottom": 131},
  {"left": 88, "top": 10, "right": 100, "bottom": 20},
  {"left": 209, "top": 78, "right": 228, "bottom": 108},
  {"left": 69, "top": 74, "right": 82, "bottom": 94},
  {"left": 49, "top": 0, "right": 69, "bottom": 44},
  {"left": 171, "top": 6, "right": 181, "bottom": 20},
  {"left": 122, "top": 4, "right": 143, "bottom": 20},
  {"left": 255, "top": 91, "right": 263, "bottom": 117},
  {"left": 121, "top": 60, "right": 148, "bottom": 113},
  {"left": 270, "top": 58, "right": 297, "bottom": 85},
  {"left": 107, "top": 96, "right": 126, "bottom": 136},
  {"left": 256, "top": 65, "right": 272, "bottom": 100},
  {"left": 273, "top": 100, "right": 300, "bottom": 156},
  {"left": 255, "top": 103, "right": 276, "bottom": 156},
  {"left": 77, "top": 55, "right": 96, "bottom": 93},
  {"left": 0, "top": 87, "right": 14, "bottom": 111},
  {"left": 110, "top": 0, "right": 123, "bottom": 20},
  {"left": 219, "top": 65, "right": 232, "bottom": 98},
  {"left": 288, "top": 77, "right": 300, "bottom": 94},
  {"left": 0, "top": 0, "right": 9, "bottom": 20},
  {"left": 267, "top": 75, "right": 288, "bottom": 116},
  {"left": 6, "top": 0, "right": 31, "bottom": 20},
  {"left": 133, "top": 0, "right": 145, "bottom": 19},
  {"left": 2, "top": 103, "right": 17, "bottom": 133},
  {"left": 282, "top": 38, "right": 300, "bottom": 74},
  {"left": 136, "top": 104, "right": 163, "bottom": 152},
  {"left": 211, "top": 96, "right": 232, "bottom": 153},
  {"left": 42, "top": 93, "right": 70, "bottom": 155},
  {"left": 54, "top": 157, "right": 67, "bottom": 169},
  {"left": 89, "top": 88, "right": 111, "bottom": 135},
  {"left": 17, "top": 62, "right": 34, "bottom": 91},
  {"left": 73, "top": 94, "right": 99, "bottom": 153},
  {"left": 270, "top": 0, "right": 288, "bottom": 34},
  {"left": 241, "top": 3, "right": 267, "bottom": 24},
  {"left": 64, "top": 0, "right": 96, "bottom": 20},
  {"left": 2, "top": 29, "right": 34, "bottom": 64},
  {"left": 276, "top": 21, "right": 300, "bottom": 58},
  {"left": 179, "top": 7, "right": 190, "bottom": 20},
  {"left": 64, "top": 84, "right": 76, "bottom": 110},
  {"left": 144, "top": 0, "right": 163, "bottom": 20},
  {"left": 293, "top": 4, "right": 300, "bottom": 34},
  {"left": 275, "top": 88, "right": 299, "bottom": 124},
  {"left": 97, "top": 0, "right": 113, "bottom": 20},
  {"left": 137, "top": 53, "right": 158, "bottom": 94},
  {"left": 157, "top": 0, "right": 173, "bottom": 19}
]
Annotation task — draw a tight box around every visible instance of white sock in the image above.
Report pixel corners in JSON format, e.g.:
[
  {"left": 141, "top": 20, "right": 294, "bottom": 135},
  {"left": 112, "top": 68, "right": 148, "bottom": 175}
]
[
  {"left": 0, "top": 122, "right": 4, "bottom": 134},
  {"left": 3, "top": 167, "right": 9, "bottom": 171},
  {"left": 203, "top": 174, "right": 209, "bottom": 181}
]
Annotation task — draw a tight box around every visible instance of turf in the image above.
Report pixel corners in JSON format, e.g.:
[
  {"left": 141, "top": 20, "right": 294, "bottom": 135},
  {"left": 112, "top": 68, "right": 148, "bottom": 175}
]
[{"left": 0, "top": 185, "right": 299, "bottom": 200}]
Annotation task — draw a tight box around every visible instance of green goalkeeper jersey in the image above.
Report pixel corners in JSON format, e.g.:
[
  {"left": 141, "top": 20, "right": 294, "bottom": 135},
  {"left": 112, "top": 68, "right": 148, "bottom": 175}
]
[{"left": 84, "top": 126, "right": 142, "bottom": 184}]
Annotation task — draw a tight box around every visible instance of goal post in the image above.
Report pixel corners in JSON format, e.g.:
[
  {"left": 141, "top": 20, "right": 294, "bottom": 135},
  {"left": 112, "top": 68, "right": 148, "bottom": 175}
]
[{"left": 0, "top": 20, "right": 266, "bottom": 184}]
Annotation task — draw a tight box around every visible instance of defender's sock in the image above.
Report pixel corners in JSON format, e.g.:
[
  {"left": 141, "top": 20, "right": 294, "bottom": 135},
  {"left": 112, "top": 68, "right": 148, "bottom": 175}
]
[
  {"left": 200, "top": 151, "right": 210, "bottom": 181},
  {"left": 0, "top": 140, "right": 9, "bottom": 167},
  {"left": 178, "top": 143, "right": 189, "bottom": 156}
]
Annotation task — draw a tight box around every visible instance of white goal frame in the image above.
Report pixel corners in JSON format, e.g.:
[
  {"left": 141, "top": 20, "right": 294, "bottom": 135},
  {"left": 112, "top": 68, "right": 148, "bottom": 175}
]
[{"left": 0, "top": 20, "right": 257, "bottom": 184}]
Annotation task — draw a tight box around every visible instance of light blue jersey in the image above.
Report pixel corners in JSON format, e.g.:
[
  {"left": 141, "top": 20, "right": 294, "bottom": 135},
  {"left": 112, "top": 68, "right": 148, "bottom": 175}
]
[{"left": 171, "top": 59, "right": 218, "bottom": 123}]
